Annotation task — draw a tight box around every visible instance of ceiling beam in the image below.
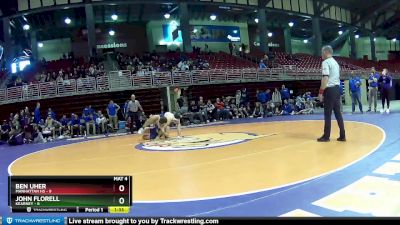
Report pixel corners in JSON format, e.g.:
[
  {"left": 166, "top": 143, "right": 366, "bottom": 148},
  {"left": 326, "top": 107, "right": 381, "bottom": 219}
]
[{"left": 352, "top": 0, "right": 398, "bottom": 26}]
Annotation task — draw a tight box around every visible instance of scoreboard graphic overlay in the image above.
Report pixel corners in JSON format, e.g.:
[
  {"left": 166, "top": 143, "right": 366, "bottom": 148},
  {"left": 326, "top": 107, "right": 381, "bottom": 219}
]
[{"left": 9, "top": 176, "right": 132, "bottom": 213}]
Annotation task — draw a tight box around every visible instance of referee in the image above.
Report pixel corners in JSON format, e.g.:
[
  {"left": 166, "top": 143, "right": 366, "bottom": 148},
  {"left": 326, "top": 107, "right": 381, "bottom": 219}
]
[
  {"left": 128, "top": 94, "right": 144, "bottom": 134},
  {"left": 317, "top": 46, "right": 346, "bottom": 142}
]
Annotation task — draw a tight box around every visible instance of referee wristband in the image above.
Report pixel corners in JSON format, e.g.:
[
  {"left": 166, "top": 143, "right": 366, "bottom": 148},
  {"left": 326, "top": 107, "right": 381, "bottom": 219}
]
[{"left": 319, "top": 89, "right": 325, "bottom": 95}]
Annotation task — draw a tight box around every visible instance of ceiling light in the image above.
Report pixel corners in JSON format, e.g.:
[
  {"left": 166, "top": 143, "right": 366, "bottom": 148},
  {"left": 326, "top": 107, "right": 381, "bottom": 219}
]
[
  {"left": 111, "top": 14, "right": 118, "bottom": 21},
  {"left": 288, "top": 22, "right": 294, "bottom": 27},
  {"left": 64, "top": 17, "right": 71, "bottom": 24},
  {"left": 210, "top": 14, "right": 217, "bottom": 21},
  {"left": 164, "top": 13, "right": 170, "bottom": 19},
  {"left": 109, "top": 30, "right": 115, "bottom": 36},
  {"left": 23, "top": 24, "right": 30, "bottom": 30}
]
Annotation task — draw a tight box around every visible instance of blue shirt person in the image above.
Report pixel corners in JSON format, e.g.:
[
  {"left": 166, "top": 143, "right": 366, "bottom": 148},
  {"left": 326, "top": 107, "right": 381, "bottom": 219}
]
[
  {"left": 107, "top": 100, "right": 121, "bottom": 117},
  {"left": 349, "top": 72, "right": 363, "bottom": 113},
  {"left": 259, "top": 60, "right": 267, "bottom": 69},
  {"left": 83, "top": 105, "right": 94, "bottom": 117},
  {"left": 34, "top": 102, "right": 41, "bottom": 124},
  {"left": 367, "top": 68, "right": 380, "bottom": 112},
  {"left": 257, "top": 90, "right": 267, "bottom": 104},
  {"left": 281, "top": 100, "right": 293, "bottom": 115},
  {"left": 280, "top": 85, "right": 290, "bottom": 101},
  {"left": 368, "top": 72, "right": 380, "bottom": 88}
]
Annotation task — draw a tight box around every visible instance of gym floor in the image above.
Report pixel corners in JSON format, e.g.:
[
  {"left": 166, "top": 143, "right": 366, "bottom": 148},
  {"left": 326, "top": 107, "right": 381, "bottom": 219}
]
[{"left": 1, "top": 103, "right": 400, "bottom": 217}]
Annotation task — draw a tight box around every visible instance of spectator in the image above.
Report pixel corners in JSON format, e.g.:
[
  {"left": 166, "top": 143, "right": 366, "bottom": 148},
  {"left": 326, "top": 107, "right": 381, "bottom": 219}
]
[
  {"left": 85, "top": 114, "right": 96, "bottom": 135},
  {"left": 96, "top": 111, "right": 108, "bottom": 134},
  {"left": 198, "top": 97, "right": 209, "bottom": 123},
  {"left": 252, "top": 102, "right": 264, "bottom": 118},
  {"left": 240, "top": 88, "right": 250, "bottom": 107},
  {"left": 69, "top": 114, "right": 81, "bottom": 137},
  {"left": 83, "top": 105, "right": 95, "bottom": 117},
  {"left": 229, "top": 42, "right": 233, "bottom": 55},
  {"left": 281, "top": 100, "right": 294, "bottom": 115},
  {"left": 47, "top": 108, "right": 56, "bottom": 119},
  {"left": 367, "top": 67, "right": 380, "bottom": 113},
  {"left": 34, "top": 102, "right": 41, "bottom": 124},
  {"left": 60, "top": 115, "right": 70, "bottom": 135},
  {"left": 296, "top": 99, "right": 314, "bottom": 115},
  {"left": 259, "top": 60, "right": 267, "bottom": 69},
  {"left": 206, "top": 100, "right": 216, "bottom": 122},
  {"left": 189, "top": 100, "right": 206, "bottom": 124},
  {"left": 107, "top": 100, "right": 120, "bottom": 131},
  {"left": 349, "top": 71, "right": 363, "bottom": 114},
  {"left": 378, "top": 68, "right": 392, "bottom": 114},
  {"left": 272, "top": 88, "right": 282, "bottom": 108},
  {"left": 1, "top": 120, "right": 10, "bottom": 142},
  {"left": 257, "top": 89, "right": 268, "bottom": 115},
  {"left": 215, "top": 98, "right": 229, "bottom": 120},
  {"left": 280, "top": 85, "right": 290, "bottom": 104}
]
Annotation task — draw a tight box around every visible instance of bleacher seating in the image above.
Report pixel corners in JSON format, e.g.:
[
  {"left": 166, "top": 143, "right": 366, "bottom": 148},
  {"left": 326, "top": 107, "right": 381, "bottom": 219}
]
[{"left": 0, "top": 88, "right": 161, "bottom": 122}]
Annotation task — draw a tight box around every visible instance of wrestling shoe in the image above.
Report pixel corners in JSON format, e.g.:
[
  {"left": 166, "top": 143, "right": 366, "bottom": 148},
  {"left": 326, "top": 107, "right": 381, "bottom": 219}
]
[
  {"left": 386, "top": 109, "right": 390, "bottom": 114},
  {"left": 380, "top": 109, "right": 385, "bottom": 114}
]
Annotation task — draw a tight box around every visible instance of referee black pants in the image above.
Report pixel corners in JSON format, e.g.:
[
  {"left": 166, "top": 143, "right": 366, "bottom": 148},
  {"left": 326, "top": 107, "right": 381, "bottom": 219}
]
[
  {"left": 128, "top": 111, "right": 140, "bottom": 134},
  {"left": 323, "top": 86, "right": 345, "bottom": 138}
]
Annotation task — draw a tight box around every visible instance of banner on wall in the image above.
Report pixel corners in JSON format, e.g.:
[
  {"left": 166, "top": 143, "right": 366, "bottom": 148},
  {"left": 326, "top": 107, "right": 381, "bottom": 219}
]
[{"left": 161, "top": 22, "right": 241, "bottom": 45}]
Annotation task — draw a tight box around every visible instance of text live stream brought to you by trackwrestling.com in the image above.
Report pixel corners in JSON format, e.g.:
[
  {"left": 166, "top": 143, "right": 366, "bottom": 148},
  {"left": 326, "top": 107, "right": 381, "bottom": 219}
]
[{"left": 0, "top": 217, "right": 223, "bottom": 225}]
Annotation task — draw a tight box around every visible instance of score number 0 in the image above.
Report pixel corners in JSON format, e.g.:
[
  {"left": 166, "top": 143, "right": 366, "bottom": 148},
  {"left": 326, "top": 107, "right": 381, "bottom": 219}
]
[{"left": 118, "top": 184, "right": 125, "bottom": 205}]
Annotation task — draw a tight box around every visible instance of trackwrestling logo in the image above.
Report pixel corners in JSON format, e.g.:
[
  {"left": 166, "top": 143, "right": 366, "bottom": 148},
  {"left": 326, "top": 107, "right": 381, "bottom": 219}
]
[
  {"left": 136, "top": 132, "right": 271, "bottom": 151},
  {"left": 4, "top": 217, "right": 63, "bottom": 225}
]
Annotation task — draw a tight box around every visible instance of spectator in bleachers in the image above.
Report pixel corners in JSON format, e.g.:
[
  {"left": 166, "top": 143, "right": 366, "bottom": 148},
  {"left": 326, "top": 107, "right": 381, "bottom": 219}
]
[
  {"left": 107, "top": 100, "right": 120, "bottom": 131},
  {"left": 259, "top": 60, "right": 267, "bottom": 69},
  {"left": 229, "top": 42, "right": 234, "bottom": 55},
  {"left": 349, "top": 72, "right": 363, "bottom": 114}
]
